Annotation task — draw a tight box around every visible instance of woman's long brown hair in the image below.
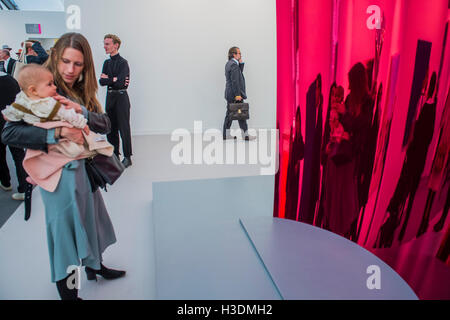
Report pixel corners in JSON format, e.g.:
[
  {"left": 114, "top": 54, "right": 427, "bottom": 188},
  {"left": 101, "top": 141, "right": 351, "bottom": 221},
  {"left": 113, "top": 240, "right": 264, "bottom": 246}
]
[{"left": 45, "top": 32, "right": 102, "bottom": 113}]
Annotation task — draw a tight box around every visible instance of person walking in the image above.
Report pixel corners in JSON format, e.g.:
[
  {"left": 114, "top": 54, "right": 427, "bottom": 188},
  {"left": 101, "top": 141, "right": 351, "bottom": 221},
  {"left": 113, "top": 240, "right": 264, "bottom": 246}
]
[{"left": 223, "top": 46, "right": 250, "bottom": 140}]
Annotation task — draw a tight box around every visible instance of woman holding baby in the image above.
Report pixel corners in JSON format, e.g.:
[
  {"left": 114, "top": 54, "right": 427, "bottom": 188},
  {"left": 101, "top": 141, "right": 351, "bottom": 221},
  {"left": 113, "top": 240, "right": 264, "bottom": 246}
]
[
  {"left": 322, "top": 63, "right": 372, "bottom": 240},
  {"left": 2, "top": 33, "right": 125, "bottom": 300}
]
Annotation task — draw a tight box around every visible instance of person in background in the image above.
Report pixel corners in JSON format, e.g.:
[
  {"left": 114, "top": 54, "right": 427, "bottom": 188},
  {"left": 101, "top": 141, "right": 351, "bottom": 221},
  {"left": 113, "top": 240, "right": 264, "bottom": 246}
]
[
  {"left": 340, "top": 63, "right": 373, "bottom": 240},
  {"left": 99, "top": 34, "right": 132, "bottom": 168},
  {"left": 322, "top": 84, "right": 357, "bottom": 237},
  {"left": 0, "top": 48, "right": 17, "bottom": 75},
  {"left": 223, "top": 46, "right": 250, "bottom": 140},
  {"left": 23, "top": 40, "right": 49, "bottom": 65},
  {"left": 0, "top": 71, "right": 28, "bottom": 201}
]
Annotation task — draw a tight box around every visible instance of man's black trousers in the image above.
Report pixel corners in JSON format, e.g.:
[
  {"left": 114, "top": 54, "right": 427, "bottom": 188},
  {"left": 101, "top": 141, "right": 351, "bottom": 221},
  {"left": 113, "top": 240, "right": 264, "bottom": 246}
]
[
  {"left": 0, "top": 142, "right": 27, "bottom": 193},
  {"left": 105, "top": 91, "right": 132, "bottom": 158}
]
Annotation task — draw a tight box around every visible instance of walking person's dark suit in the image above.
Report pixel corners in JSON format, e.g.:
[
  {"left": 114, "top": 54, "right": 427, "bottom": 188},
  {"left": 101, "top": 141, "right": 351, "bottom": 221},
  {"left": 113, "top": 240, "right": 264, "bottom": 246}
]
[{"left": 223, "top": 58, "right": 248, "bottom": 138}]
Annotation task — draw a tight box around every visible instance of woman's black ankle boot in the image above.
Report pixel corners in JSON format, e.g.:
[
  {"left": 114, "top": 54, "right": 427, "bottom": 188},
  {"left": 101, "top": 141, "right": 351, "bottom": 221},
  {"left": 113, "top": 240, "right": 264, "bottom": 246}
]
[
  {"left": 56, "top": 275, "right": 79, "bottom": 300},
  {"left": 85, "top": 264, "right": 126, "bottom": 281},
  {"left": 85, "top": 267, "right": 98, "bottom": 281}
]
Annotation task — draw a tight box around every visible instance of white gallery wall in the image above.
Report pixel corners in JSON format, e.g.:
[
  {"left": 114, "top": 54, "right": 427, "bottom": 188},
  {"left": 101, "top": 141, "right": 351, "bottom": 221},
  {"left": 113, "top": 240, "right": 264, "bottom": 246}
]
[
  {"left": 0, "top": 10, "right": 65, "bottom": 52},
  {"left": 64, "top": 0, "right": 277, "bottom": 135}
]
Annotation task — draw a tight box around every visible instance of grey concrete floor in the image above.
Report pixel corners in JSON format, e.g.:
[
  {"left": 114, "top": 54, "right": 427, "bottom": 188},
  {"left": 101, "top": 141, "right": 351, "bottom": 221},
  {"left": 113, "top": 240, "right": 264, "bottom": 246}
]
[{"left": 0, "top": 134, "right": 270, "bottom": 299}]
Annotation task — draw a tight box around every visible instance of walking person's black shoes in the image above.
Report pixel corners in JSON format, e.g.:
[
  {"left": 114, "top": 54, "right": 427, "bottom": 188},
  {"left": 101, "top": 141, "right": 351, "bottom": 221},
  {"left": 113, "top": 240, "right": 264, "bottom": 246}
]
[{"left": 122, "top": 157, "right": 132, "bottom": 168}]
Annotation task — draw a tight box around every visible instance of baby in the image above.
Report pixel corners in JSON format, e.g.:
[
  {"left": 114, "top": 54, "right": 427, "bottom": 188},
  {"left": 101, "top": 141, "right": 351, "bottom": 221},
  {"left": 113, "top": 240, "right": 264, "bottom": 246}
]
[
  {"left": 2, "top": 64, "right": 90, "bottom": 158},
  {"left": 2, "top": 64, "right": 113, "bottom": 192},
  {"left": 2, "top": 64, "right": 86, "bottom": 131},
  {"left": 331, "top": 85, "right": 345, "bottom": 114},
  {"left": 329, "top": 109, "right": 346, "bottom": 143},
  {"left": 2, "top": 63, "right": 114, "bottom": 161}
]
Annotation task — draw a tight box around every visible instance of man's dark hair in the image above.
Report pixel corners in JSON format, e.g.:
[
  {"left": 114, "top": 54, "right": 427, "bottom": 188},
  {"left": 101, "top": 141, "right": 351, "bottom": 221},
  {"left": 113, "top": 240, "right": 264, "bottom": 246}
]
[
  {"left": 1, "top": 49, "right": 10, "bottom": 57},
  {"left": 228, "top": 46, "right": 239, "bottom": 60}
]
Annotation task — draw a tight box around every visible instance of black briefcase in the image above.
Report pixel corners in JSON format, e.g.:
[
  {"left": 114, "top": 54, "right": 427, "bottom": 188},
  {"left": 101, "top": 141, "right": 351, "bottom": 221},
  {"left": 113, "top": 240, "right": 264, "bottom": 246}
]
[{"left": 228, "top": 102, "right": 249, "bottom": 120}]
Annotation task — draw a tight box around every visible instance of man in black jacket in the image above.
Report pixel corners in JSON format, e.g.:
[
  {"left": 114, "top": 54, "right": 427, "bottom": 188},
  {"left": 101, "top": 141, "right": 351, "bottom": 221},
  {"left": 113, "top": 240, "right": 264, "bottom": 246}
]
[
  {"left": 223, "top": 46, "right": 249, "bottom": 140},
  {"left": 0, "top": 72, "right": 28, "bottom": 200},
  {"left": 99, "top": 34, "right": 132, "bottom": 168},
  {"left": 24, "top": 41, "right": 49, "bottom": 65}
]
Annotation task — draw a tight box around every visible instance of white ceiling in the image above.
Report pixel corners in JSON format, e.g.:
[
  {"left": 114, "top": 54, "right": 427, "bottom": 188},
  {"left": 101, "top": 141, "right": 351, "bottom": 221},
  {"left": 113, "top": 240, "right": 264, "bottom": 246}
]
[{"left": 13, "top": 0, "right": 64, "bottom": 11}]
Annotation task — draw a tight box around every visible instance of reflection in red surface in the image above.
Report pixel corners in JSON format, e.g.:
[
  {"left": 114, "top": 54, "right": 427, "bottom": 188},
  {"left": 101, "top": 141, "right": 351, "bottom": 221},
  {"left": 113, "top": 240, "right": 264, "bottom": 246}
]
[{"left": 275, "top": 0, "right": 450, "bottom": 299}]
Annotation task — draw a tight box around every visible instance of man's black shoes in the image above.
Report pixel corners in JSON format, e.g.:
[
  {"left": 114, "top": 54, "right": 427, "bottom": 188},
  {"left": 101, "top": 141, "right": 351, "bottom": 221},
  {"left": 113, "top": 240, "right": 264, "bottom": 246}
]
[{"left": 122, "top": 157, "right": 132, "bottom": 168}]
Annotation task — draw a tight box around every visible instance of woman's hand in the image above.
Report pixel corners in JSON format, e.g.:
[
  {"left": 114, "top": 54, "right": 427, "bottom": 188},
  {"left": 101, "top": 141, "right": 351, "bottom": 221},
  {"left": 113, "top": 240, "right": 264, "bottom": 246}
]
[
  {"left": 332, "top": 102, "right": 346, "bottom": 114},
  {"left": 60, "top": 127, "right": 84, "bottom": 144},
  {"left": 53, "top": 95, "right": 83, "bottom": 114},
  {"left": 83, "top": 125, "right": 90, "bottom": 135},
  {"left": 342, "top": 131, "right": 350, "bottom": 140},
  {"left": 326, "top": 142, "right": 332, "bottom": 155}
]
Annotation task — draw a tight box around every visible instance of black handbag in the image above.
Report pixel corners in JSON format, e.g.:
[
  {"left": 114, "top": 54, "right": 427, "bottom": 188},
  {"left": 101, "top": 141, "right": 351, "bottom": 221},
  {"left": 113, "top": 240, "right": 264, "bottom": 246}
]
[
  {"left": 85, "top": 153, "right": 125, "bottom": 192},
  {"left": 330, "top": 140, "right": 353, "bottom": 165},
  {"left": 228, "top": 101, "right": 249, "bottom": 120}
]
